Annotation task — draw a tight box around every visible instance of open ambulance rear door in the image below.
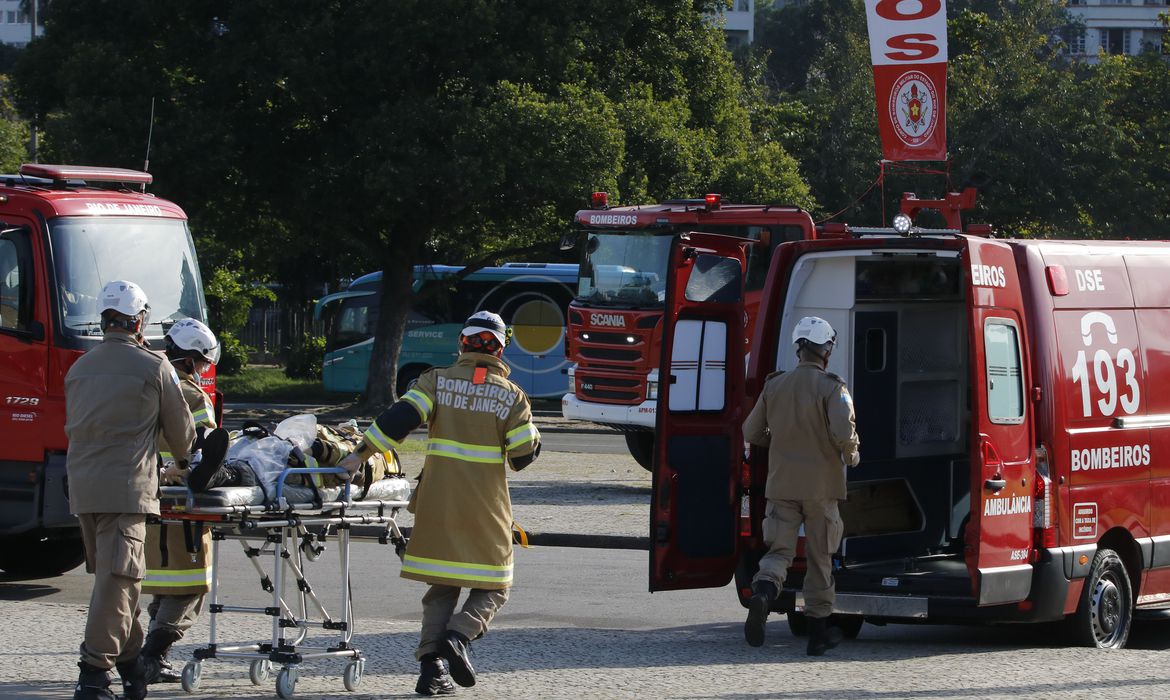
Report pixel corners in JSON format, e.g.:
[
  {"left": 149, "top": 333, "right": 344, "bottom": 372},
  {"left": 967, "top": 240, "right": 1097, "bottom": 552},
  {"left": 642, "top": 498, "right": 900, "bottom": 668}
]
[
  {"left": 964, "top": 236, "right": 1036, "bottom": 605},
  {"left": 650, "top": 233, "right": 749, "bottom": 592}
]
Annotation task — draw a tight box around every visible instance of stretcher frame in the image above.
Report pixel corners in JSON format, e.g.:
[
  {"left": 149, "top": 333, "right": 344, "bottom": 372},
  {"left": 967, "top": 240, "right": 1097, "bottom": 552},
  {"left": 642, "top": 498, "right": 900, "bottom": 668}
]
[{"left": 156, "top": 466, "right": 409, "bottom": 699}]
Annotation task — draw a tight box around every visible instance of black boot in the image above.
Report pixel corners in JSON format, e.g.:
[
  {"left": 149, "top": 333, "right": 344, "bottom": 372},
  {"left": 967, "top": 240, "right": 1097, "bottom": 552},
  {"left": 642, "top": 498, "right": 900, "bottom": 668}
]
[
  {"left": 73, "top": 662, "right": 117, "bottom": 700},
  {"left": 186, "top": 428, "right": 230, "bottom": 492},
  {"left": 744, "top": 580, "right": 777, "bottom": 647},
  {"left": 439, "top": 630, "right": 476, "bottom": 688},
  {"left": 806, "top": 616, "right": 843, "bottom": 657},
  {"left": 116, "top": 656, "right": 159, "bottom": 700},
  {"left": 141, "top": 628, "right": 183, "bottom": 684},
  {"left": 415, "top": 654, "right": 457, "bottom": 696}
]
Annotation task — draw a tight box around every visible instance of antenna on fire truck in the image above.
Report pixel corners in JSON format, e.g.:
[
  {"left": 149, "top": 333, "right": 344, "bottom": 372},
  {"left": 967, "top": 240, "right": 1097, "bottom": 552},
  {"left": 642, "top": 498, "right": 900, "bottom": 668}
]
[{"left": 142, "top": 97, "right": 156, "bottom": 192}]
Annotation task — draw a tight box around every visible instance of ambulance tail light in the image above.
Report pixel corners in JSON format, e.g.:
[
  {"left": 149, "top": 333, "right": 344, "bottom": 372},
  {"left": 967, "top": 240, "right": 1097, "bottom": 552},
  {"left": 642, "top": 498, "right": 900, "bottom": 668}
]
[
  {"left": 1045, "top": 265, "right": 1069, "bottom": 296},
  {"left": 1032, "top": 445, "right": 1056, "bottom": 555}
]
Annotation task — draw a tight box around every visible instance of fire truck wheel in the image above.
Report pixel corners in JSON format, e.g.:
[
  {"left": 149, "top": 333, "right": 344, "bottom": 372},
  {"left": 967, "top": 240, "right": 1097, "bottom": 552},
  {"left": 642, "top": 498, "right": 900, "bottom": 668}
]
[
  {"left": 786, "top": 612, "right": 809, "bottom": 637},
  {"left": 1071, "top": 548, "right": 1132, "bottom": 649},
  {"left": 624, "top": 432, "right": 655, "bottom": 471},
  {"left": 0, "top": 531, "right": 86, "bottom": 578}
]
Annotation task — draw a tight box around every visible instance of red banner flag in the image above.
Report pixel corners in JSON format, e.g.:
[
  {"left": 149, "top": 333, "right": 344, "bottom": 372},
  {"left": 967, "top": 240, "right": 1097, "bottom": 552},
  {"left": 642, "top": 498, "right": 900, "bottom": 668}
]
[{"left": 865, "top": 0, "right": 948, "bottom": 161}]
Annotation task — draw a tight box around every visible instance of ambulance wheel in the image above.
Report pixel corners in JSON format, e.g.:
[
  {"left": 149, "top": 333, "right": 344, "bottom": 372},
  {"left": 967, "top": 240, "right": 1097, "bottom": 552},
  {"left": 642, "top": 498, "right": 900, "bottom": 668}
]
[
  {"left": 276, "top": 666, "right": 298, "bottom": 699},
  {"left": 180, "top": 661, "right": 202, "bottom": 692},
  {"left": 249, "top": 659, "right": 273, "bottom": 685},
  {"left": 833, "top": 614, "right": 864, "bottom": 639},
  {"left": 624, "top": 432, "right": 655, "bottom": 471},
  {"left": 343, "top": 659, "right": 364, "bottom": 691},
  {"left": 786, "top": 612, "right": 809, "bottom": 637},
  {"left": 1071, "top": 548, "right": 1133, "bottom": 649}
]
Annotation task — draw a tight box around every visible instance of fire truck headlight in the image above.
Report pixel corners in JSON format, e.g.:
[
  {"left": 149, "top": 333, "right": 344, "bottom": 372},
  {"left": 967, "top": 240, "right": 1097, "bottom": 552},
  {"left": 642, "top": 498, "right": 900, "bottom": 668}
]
[
  {"left": 626, "top": 335, "right": 635, "bottom": 344},
  {"left": 893, "top": 213, "right": 913, "bottom": 236},
  {"left": 647, "top": 380, "right": 658, "bottom": 401}
]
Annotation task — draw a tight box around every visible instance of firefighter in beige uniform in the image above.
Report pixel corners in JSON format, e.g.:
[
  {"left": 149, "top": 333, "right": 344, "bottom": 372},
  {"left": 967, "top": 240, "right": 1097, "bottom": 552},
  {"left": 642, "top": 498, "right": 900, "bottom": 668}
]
[
  {"left": 65, "top": 280, "right": 195, "bottom": 700},
  {"left": 741, "top": 316, "right": 860, "bottom": 656},
  {"left": 141, "top": 319, "right": 221, "bottom": 683},
  {"left": 341, "top": 311, "right": 540, "bottom": 696}
]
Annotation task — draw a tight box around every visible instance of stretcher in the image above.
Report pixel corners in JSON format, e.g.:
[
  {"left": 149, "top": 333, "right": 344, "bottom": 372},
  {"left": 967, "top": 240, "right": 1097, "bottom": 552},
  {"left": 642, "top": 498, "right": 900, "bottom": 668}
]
[{"left": 156, "top": 466, "right": 411, "bottom": 698}]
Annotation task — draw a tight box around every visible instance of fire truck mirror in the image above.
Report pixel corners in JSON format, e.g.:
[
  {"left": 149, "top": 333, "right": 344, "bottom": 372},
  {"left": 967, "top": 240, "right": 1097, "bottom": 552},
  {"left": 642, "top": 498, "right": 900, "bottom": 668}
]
[{"left": 559, "top": 232, "right": 576, "bottom": 252}]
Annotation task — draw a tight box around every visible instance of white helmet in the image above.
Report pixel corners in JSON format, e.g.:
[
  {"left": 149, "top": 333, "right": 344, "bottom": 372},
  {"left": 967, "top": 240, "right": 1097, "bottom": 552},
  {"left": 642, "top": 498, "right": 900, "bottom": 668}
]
[
  {"left": 461, "top": 310, "right": 509, "bottom": 348},
  {"left": 792, "top": 316, "right": 836, "bottom": 346},
  {"left": 99, "top": 280, "right": 149, "bottom": 317},
  {"left": 166, "top": 318, "right": 221, "bottom": 364}
]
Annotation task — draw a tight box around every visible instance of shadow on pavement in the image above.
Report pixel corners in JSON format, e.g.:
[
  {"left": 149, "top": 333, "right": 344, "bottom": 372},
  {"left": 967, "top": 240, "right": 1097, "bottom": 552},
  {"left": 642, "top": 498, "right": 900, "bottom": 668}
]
[{"left": 0, "top": 580, "right": 62, "bottom": 601}]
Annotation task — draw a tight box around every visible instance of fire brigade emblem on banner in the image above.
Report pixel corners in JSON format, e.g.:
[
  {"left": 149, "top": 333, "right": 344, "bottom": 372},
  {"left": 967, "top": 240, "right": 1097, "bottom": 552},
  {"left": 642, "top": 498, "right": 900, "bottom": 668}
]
[
  {"left": 864, "top": 0, "right": 948, "bottom": 161},
  {"left": 891, "top": 71, "right": 938, "bottom": 148}
]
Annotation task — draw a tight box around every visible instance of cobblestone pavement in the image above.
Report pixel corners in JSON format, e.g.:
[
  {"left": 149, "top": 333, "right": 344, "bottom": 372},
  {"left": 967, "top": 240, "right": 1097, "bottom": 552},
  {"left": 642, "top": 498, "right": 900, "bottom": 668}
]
[
  {"left": 4, "top": 593, "right": 1170, "bottom": 700},
  {"left": 7, "top": 413, "right": 1170, "bottom": 698}
]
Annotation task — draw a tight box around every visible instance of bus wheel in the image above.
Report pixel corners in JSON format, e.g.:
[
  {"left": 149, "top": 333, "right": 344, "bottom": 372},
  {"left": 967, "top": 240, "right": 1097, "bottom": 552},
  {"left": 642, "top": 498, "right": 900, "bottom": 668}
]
[
  {"left": 395, "top": 365, "right": 429, "bottom": 399},
  {"left": 1071, "top": 548, "right": 1132, "bottom": 649},
  {"left": 0, "top": 531, "right": 86, "bottom": 578},
  {"left": 625, "top": 432, "right": 655, "bottom": 471}
]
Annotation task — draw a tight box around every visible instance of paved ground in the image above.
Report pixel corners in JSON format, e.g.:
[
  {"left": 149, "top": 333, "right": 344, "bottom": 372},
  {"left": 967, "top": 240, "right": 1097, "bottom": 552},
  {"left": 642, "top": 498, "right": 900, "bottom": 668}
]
[{"left": 7, "top": 408, "right": 1170, "bottom": 698}]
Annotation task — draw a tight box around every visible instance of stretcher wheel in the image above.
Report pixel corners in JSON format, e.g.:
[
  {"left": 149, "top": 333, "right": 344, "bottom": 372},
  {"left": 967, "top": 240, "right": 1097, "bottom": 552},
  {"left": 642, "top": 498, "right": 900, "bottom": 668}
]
[
  {"left": 343, "top": 659, "right": 364, "bottom": 691},
  {"left": 301, "top": 540, "right": 325, "bottom": 562},
  {"left": 180, "top": 661, "right": 202, "bottom": 692},
  {"left": 276, "top": 666, "right": 298, "bottom": 699},
  {"left": 249, "top": 658, "right": 273, "bottom": 685}
]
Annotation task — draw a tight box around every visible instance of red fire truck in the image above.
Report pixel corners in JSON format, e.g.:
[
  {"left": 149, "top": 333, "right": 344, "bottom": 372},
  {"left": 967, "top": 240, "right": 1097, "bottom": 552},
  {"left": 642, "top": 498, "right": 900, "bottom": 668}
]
[
  {"left": 0, "top": 164, "right": 215, "bottom": 577},
  {"left": 651, "top": 199, "right": 1170, "bottom": 648},
  {"left": 561, "top": 192, "right": 817, "bottom": 468}
]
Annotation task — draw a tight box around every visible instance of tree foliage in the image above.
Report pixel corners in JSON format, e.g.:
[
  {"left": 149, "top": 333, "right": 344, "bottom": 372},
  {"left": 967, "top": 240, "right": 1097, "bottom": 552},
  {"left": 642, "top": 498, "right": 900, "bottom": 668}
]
[
  {"left": 753, "top": 0, "right": 1170, "bottom": 238},
  {"left": 15, "top": 0, "right": 812, "bottom": 406}
]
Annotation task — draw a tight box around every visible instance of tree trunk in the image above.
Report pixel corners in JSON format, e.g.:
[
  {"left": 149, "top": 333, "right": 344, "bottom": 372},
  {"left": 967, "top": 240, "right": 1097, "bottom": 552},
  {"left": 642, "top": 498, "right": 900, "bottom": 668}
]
[{"left": 362, "top": 254, "right": 414, "bottom": 411}]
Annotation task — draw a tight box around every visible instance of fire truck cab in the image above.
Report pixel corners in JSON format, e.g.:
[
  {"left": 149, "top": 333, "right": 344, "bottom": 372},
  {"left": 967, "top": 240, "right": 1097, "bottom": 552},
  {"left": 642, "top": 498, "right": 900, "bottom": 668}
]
[
  {"left": 562, "top": 193, "right": 816, "bottom": 469},
  {"left": 0, "top": 164, "right": 213, "bottom": 577},
  {"left": 652, "top": 223, "right": 1170, "bottom": 648}
]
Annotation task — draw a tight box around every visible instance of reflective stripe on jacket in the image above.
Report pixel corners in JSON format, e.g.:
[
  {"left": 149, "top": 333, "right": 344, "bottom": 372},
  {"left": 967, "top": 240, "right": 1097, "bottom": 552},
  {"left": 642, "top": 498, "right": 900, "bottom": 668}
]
[
  {"left": 364, "top": 353, "right": 539, "bottom": 589},
  {"left": 142, "top": 521, "right": 212, "bottom": 595}
]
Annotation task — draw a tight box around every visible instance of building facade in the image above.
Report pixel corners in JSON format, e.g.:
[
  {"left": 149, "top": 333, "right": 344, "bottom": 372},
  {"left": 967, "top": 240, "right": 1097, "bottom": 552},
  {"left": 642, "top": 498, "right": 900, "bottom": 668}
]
[
  {"left": 0, "top": 0, "right": 41, "bottom": 47},
  {"left": 1065, "top": 0, "right": 1166, "bottom": 59}
]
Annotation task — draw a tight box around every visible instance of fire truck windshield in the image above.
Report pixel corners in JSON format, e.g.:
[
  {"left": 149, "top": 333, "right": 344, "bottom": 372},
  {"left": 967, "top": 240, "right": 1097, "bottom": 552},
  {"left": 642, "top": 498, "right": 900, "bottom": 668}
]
[
  {"left": 49, "top": 216, "right": 207, "bottom": 342},
  {"left": 577, "top": 231, "right": 672, "bottom": 308}
]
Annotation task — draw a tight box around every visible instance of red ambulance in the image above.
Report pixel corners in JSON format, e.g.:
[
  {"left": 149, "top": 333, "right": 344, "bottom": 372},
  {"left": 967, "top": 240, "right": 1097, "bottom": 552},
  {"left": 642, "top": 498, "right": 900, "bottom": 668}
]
[{"left": 651, "top": 216, "right": 1170, "bottom": 648}]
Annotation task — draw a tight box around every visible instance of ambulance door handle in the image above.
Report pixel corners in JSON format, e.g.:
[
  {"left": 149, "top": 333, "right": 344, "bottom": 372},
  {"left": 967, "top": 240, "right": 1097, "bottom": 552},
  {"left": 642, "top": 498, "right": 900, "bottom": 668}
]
[{"left": 984, "top": 478, "right": 1006, "bottom": 492}]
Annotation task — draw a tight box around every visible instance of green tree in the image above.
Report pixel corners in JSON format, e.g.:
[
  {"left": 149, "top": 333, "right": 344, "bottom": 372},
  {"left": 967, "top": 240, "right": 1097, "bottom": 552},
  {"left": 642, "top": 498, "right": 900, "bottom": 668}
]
[{"left": 16, "top": 0, "right": 813, "bottom": 407}]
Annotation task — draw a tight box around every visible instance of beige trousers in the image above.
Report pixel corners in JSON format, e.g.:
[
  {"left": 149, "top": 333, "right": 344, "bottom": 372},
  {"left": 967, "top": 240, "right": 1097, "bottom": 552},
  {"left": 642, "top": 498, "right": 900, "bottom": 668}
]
[
  {"left": 77, "top": 513, "right": 147, "bottom": 669},
  {"left": 753, "top": 498, "right": 844, "bottom": 619},
  {"left": 415, "top": 584, "right": 510, "bottom": 660},
  {"left": 148, "top": 593, "right": 205, "bottom": 636}
]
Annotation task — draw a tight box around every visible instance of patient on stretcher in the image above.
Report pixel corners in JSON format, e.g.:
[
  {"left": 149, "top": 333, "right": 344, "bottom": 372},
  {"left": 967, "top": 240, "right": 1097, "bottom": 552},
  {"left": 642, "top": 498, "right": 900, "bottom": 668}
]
[{"left": 182, "top": 416, "right": 399, "bottom": 501}]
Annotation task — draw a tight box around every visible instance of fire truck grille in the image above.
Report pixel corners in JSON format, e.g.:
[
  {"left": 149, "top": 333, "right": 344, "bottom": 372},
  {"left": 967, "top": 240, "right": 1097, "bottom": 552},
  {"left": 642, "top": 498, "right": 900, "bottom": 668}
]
[
  {"left": 579, "top": 347, "right": 641, "bottom": 362},
  {"left": 580, "top": 331, "right": 639, "bottom": 345},
  {"left": 578, "top": 376, "right": 642, "bottom": 403}
]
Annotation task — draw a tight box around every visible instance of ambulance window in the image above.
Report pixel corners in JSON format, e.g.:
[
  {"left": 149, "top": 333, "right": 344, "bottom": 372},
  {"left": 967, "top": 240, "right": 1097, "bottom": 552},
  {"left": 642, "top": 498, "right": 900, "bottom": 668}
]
[
  {"left": 984, "top": 320, "right": 1024, "bottom": 424},
  {"left": 684, "top": 254, "right": 742, "bottom": 304},
  {"left": 0, "top": 233, "right": 28, "bottom": 332}
]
